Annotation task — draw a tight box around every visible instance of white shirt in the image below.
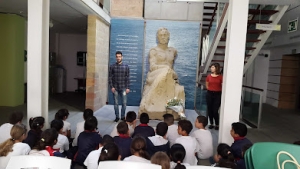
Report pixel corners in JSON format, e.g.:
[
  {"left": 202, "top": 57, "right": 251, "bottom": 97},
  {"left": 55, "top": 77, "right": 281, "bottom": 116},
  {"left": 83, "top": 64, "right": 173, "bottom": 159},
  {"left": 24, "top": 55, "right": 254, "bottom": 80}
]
[
  {"left": 110, "top": 123, "right": 134, "bottom": 137},
  {"left": 123, "top": 155, "right": 150, "bottom": 163},
  {"left": 166, "top": 124, "right": 180, "bottom": 146},
  {"left": 170, "top": 161, "right": 190, "bottom": 169},
  {"left": 0, "top": 123, "right": 13, "bottom": 144},
  {"left": 84, "top": 147, "right": 103, "bottom": 169},
  {"left": 191, "top": 129, "right": 213, "bottom": 159},
  {"left": 29, "top": 149, "right": 50, "bottom": 156},
  {"left": 175, "top": 136, "right": 199, "bottom": 165},
  {"left": 148, "top": 135, "right": 168, "bottom": 146},
  {"left": 53, "top": 133, "right": 69, "bottom": 153},
  {"left": 63, "top": 120, "right": 71, "bottom": 133},
  {"left": 0, "top": 143, "right": 31, "bottom": 169},
  {"left": 72, "top": 121, "right": 85, "bottom": 146}
]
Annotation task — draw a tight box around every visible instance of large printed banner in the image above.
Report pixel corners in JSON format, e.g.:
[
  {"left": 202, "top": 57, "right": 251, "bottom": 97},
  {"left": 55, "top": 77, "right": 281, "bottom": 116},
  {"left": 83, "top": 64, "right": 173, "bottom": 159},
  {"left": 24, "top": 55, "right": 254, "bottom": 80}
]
[
  {"left": 144, "top": 20, "right": 200, "bottom": 109},
  {"left": 109, "top": 18, "right": 144, "bottom": 106}
]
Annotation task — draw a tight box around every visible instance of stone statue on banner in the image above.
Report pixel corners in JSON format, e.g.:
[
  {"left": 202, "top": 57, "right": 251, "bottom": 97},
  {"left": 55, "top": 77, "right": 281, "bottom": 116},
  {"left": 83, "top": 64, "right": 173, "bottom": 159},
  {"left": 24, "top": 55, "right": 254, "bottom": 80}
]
[{"left": 139, "top": 27, "right": 185, "bottom": 120}]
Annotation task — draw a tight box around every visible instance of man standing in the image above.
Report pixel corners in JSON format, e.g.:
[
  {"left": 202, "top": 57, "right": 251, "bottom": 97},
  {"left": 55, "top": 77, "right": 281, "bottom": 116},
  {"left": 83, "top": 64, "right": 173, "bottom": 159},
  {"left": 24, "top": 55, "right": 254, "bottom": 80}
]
[{"left": 109, "top": 51, "right": 130, "bottom": 122}]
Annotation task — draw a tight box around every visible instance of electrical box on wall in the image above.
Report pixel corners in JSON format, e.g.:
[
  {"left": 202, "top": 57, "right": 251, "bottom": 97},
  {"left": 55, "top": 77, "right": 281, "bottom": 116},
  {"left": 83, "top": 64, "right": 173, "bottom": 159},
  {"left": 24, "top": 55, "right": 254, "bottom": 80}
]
[{"left": 77, "top": 51, "right": 87, "bottom": 66}]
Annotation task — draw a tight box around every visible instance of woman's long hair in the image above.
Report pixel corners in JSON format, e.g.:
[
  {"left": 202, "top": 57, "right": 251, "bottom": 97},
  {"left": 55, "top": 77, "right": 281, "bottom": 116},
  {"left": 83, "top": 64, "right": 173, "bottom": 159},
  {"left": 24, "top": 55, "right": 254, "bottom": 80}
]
[
  {"left": 33, "top": 129, "right": 58, "bottom": 151},
  {"left": 211, "top": 63, "right": 221, "bottom": 75},
  {"left": 170, "top": 144, "right": 186, "bottom": 169},
  {"left": 98, "top": 143, "right": 119, "bottom": 164},
  {"left": 217, "top": 143, "right": 236, "bottom": 168},
  {"left": 130, "top": 136, "right": 150, "bottom": 160},
  {"left": 0, "top": 124, "right": 26, "bottom": 156}
]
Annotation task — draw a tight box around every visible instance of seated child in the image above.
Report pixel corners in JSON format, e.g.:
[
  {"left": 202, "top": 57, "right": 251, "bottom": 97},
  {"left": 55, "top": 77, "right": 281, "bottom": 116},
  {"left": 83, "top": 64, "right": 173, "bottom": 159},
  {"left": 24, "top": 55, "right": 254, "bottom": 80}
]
[
  {"left": 123, "top": 136, "right": 150, "bottom": 163},
  {"left": 0, "top": 124, "right": 31, "bottom": 169},
  {"left": 146, "top": 122, "right": 170, "bottom": 157},
  {"left": 74, "top": 116, "right": 102, "bottom": 166},
  {"left": 175, "top": 120, "right": 199, "bottom": 165},
  {"left": 73, "top": 108, "right": 94, "bottom": 147},
  {"left": 0, "top": 111, "right": 23, "bottom": 144},
  {"left": 29, "top": 128, "right": 64, "bottom": 157},
  {"left": 98, "top": 143, "right": 120, "bottom": 164},
  {"left": 113, "top": 122, "right": 132, "bottom": 160},
  {"left": 132, "top": 113, "right": 155, "bottom": 138},
  {"left": 213, "top": 143, "right": 237, "bottom": 169},
  {"left": 55, "top": 108, "right": 71, "bottom": 138},
  {"left": 51, "top": 119, "right": 69, "bottom": 154},
  {"left": 163, "top": 114, "right": 180, "bottom": 146},
  {"left": 84, "top": 135, "right": 114, "bottom": 169},
  {"left": 110, "top": 111, "right": 137, "bottom": 137},
  {"left": 23, "top": 116, "right": 45, "bottom": 148},
  {"left": 230, "top": 122, "right": 252, "bottom": 160},
  {"left": 191, "top": 115, "right": 213, "bottom": 159},
  {"left": 236, "top": 144, "right": 252, "bottom": 169},
  {"left": 170, "top": 144, "right": 190, "bottom": 169},
  {"left": 151, "top": 152, "right": 170, "bottom": 169}
]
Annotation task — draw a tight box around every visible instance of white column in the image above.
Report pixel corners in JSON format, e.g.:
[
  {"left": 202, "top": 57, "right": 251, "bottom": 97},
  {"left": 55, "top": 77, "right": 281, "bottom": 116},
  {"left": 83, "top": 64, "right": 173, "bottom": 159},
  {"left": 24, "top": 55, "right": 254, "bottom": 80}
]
[
  {"left": 219, "top": 0, "right": 249, "bottom": 144},
  {"left": 27, "top": 0, "right": 50, "bottom": 128}
]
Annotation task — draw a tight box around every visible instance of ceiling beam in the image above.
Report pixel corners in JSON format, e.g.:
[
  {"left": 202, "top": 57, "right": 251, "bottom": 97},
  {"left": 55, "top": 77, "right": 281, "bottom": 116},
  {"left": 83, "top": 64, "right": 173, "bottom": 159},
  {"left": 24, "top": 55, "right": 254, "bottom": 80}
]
[{"left": 176, "top": 0, "right": 297, "bottom": 5}]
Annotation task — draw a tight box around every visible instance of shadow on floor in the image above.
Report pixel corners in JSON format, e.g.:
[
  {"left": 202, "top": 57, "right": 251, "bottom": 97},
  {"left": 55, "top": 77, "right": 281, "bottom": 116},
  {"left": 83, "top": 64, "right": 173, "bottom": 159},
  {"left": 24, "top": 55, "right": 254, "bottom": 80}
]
[{"left": 50, "top": 92, "right": 85, "bottom": 111}]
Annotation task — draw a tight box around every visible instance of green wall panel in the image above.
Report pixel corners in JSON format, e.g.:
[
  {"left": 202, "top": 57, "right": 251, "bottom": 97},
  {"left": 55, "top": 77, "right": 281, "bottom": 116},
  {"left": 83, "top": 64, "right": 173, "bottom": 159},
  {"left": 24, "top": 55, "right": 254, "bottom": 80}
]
[{"left": 0, "top": 14, "right": 25, "bottom": 106}]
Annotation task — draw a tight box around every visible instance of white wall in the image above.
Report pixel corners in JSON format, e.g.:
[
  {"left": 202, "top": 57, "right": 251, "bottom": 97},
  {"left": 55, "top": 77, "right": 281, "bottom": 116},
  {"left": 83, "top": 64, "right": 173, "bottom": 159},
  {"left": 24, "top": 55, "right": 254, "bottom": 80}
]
[
  {"left": 50, "top": 33, "right": 87, "bottom": 92},
  {"left": 243, "top": 50, "right": 270, "bottom": 103}
]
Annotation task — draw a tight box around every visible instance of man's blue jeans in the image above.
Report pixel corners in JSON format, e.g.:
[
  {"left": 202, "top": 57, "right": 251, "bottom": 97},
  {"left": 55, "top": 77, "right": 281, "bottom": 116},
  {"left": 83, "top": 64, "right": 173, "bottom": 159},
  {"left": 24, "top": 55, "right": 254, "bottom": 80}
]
[{"left": 113, "top": 89, "right": 127, "bottom": 119}]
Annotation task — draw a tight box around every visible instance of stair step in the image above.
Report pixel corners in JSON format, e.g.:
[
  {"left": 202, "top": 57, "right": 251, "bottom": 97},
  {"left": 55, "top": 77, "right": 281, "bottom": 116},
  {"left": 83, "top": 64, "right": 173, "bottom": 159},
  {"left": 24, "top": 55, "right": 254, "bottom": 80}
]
[
  {"left": 203, "top": 12, "right": 215, "bottom": 16},
  {"left": 214, "top": 53, "right": 252, "bottom": 57},
  {"left": 246, "top": 54, "right": 251, "bottom": 57},
  {"left": 247, "top": 30, "right": 266, "bottom": 34},
  {"left": 248, "top": 20, "right": 272, "bottom": 24},
  {"left": 220, "top": 38, "right": 261, "bottom": 43},
  {"left": 246, "top": 47, "right": 256, "bottom": 50},
  {"left": 203, "top": 18, "right": 212, "bottom": 21},
  {"left": 217, "top": 46, "right": 226, "bottom": 49},
  {"left": 203, "top": 24, "right": 210, "bottom": 27},
  {"left": 212, "top": 60, "right": 248, "bottom": 63},
  {"left": 248, "top": 9, "right": 278, "bottom": 15},
  {"left": 204, "top": 6, "right": 216, "bottom": 10}
]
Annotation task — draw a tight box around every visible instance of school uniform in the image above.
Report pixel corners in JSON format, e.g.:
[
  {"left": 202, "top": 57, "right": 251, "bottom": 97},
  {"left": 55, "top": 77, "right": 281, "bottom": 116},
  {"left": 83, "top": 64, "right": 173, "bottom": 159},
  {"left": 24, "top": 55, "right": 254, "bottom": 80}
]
[
  {"left": 114, "top": 135, "right": 132, "bottom": 160},
  {"left": 132, "top": 124, "right": 155, "bottom": 138},
  {"left": 191, "top": 129, "right": 213, "bottom": 159},
  {"left": 175, "top": 136, "right": 199, "bottom": 165},
  {"left": 72, "top": 120, "right": 85, "bottom": 146},
  {"left": 84, "top": 147, "right": 103, "bottom": 169},
  {"left": 53, "top": 133, "right": 69, "bottom": 153},
  {"left": 0, "top": 143, "right": 30, "bottom": 169},
  {"left": 123, "top": 155, "right": 150, "bottom": 163},
  {"left": 146, "top": 135, "right": 170, "bottom": 157},
  {"left": 110, "top": 122, "right": 134, "bottom": 137},
  {"left": 166, "top": 124, "right": 180, "bottom": 146}
]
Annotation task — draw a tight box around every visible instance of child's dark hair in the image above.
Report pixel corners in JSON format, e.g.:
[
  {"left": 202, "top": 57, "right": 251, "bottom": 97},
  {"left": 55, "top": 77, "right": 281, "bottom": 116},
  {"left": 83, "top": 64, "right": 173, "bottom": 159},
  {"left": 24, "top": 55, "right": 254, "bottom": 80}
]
[
  {"left": 101, "top": 135, "right": 114, "bottom": 146},
  {"left": 217, "top": 143, "right": 236, "bottom": 168},
  {"left": 29, "top": 116, "right": 45, "bottom": 130},
  {"left": 163, "top": 114, "right": 174, "bottom": 126},
  {"left": 293, "top": 141, "right": 300, "bottom": 145},
  {"left": 140, "top": 113, "right": 149, "bottom": 124},
  {"left": 156, "top": 122, "right": 168, "bottom": 137},
  {"left": 55, "top": 109, "right": 69, "bottom": 120},
  {"left": 9, "top": 111, "right": 24, "bottom": 124},
  {"left": 33, "top": 128, "right": 58, "bottom": 151},
  {"left": 178, "top": 120, "right": 193, "bottom": 134},
  {"left": 98, "top": 142, "right": 119, "bottom": 163},
  {"left": 150, "top": 152, "right": 170, "bottom": 169},
  {"left": 130, "top": 136, "right": 149, "bottom": 160},
  {"left": 231, "top": 122, "right": 247, "bottom": 137},
  {"left": 196, "top": 115, "right": 208, "bottom": 127},
  {"left": 84, "top": 116, "right": 98, "bottom": 131},
  {"left": 170, "top": 144, "right": 186, "bottom": 169},
  {"left": 83, "top": 108, "right": 94, "bottom": 120},
  {"left": 50, "top": 119, "right": 64, "bottom": 132},
  {"left": 117, "top": 121, "right": 129, "bottom": 135},
  {"left": 126, "top": 111, "right": 137, "bottom": 123}
]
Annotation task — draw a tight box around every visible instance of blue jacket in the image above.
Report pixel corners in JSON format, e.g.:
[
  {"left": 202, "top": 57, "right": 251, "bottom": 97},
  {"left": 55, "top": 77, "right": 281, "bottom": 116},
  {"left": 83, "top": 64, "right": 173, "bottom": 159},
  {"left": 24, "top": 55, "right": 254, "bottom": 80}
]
[
  {"left": 146, "top": 137, "right": 170, "bottom": 157},
  {"left": 231, "top": 137, "right": 252, "bottom": 160},
  {"left": 114, "top": 136, "right": 132, "bottom": 160},
  {"left": 132, "top": 125, "right": 155, "bottom": 138}
]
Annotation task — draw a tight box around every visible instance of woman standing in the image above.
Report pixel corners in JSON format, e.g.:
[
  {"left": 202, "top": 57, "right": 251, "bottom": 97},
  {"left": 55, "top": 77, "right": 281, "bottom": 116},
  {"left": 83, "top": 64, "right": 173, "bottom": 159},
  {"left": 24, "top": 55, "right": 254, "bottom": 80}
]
[{"left": 206, "top": 63, "right": 223, "bottom": 130}]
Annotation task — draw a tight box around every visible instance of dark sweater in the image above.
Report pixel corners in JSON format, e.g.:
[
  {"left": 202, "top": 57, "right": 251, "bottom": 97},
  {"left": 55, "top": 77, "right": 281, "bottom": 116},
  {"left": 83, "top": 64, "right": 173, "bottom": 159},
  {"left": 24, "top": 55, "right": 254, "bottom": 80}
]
[
  {"left": 74, "top": 131, "right": 102, "bottom": 165},
  {"left": 132, "top": 125, "right": 155, "bottom": 138},
  {"left": 146, "top": 137, "right": 170, "bottom": 157},
  {"left": 114, "top": 136, "right": 132, "bottom": 160},
  {"left": 231, "top": 137, "right": 252, "bottom": 160},
  {"left": 23, "top": 129, "right": 42, "bottom": 148}
]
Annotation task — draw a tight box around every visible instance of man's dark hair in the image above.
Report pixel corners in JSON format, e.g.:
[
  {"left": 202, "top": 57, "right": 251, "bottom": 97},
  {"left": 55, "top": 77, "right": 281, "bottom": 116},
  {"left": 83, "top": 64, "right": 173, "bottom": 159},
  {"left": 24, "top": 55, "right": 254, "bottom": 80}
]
[
  {"left": 101, "top": 135, "right": 114, "bottom": 146},
  {"left": 117, "top": 122, "right": 129, "bottom": 134},
  {"left": 126, "top": 111, "right": 137, "bottom": 123},
  {"left": 156, "top": 122, "right": 168, "bottom": 137},
  {"left": 84, "top": 116, "right": 98, "bottom": 131},
  {"left": 83, "top": 108, "right": 94, "bottom": 120},
  {"left": 140, "top": 113, "right": 149, "bottom": 124},
  {"left": 115, "top": 51, "right": 122, "bottom": 56},
  {"left": 178, "top": 120, "right": 193, "bottom": 134},
  {"left": 9, "top": 111, "right": 24, "bottom": 124},
  {"left": 163, "top": 114, "right": 174, "bottom": 126},
  {"left": 50, "top": 119, "right": 64, "bottom": 132},
  {"left": 231, "top": 122, "right": 247, "bottom": 137},
  {"left": 197, "top": 116, "right": 208, "bottom": 127}
]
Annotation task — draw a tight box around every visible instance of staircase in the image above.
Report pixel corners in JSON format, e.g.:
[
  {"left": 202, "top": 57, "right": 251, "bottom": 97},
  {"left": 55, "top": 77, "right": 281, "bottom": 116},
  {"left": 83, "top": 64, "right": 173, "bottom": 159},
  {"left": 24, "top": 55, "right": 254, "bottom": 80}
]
[{"left": 199, "top": 3, "right": 289, "bottom": 84}]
